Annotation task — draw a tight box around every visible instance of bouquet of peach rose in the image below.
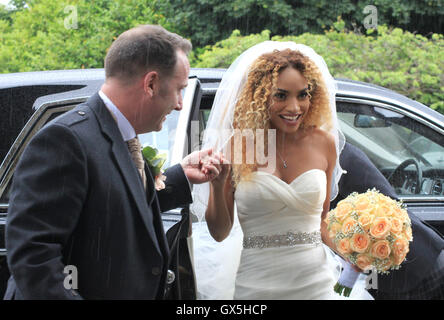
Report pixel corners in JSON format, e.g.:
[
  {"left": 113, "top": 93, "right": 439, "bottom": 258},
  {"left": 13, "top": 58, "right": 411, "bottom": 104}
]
[{"left": 325, "top": 189, "right": 413, "bottom": 296}]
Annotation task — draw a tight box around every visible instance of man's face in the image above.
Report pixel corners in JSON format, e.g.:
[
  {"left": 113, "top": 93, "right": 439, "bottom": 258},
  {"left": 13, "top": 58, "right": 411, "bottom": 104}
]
[{"left": 150, "top": 50, "right": 190, "bottom": 132}]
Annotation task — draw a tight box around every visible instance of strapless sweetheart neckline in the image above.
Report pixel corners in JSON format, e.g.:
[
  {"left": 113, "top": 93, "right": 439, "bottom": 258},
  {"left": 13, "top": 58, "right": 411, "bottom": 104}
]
[{"left": 253, "top": 168, "right": 326, "bottom": 186}]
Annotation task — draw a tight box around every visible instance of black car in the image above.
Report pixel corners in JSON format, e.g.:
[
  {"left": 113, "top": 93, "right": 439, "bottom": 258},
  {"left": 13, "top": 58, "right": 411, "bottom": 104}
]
[{"left": 1, "top": 68, "right": 444, "bottom": 298}]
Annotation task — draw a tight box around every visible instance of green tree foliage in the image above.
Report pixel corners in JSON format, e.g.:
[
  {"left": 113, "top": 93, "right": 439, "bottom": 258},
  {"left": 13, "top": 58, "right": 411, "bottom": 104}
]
[
  {"left": 157, "top": 0, "right": 443, "bottom": 47},
  {"left": 0, "top": 4, "right": 12, "bottom": 22},
  {"left": 193, "top": 26, "right": 444, "bottom": 114},
  {"left": 0, "top": 1, "right": 441, "bottom": 114},
  {"left": 0, "top": 0, "right": 171, "bottom": 73}
]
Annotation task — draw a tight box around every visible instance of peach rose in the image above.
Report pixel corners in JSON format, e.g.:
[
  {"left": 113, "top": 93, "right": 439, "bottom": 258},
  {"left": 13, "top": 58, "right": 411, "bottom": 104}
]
[
  {"left": 371, "top": 240, "right": 391, "bottom": 259},
  {"left": 393, "top": 238, "right": 409, "bottom": 258},
  {"left": 375, "top": 204, "right": 391, "bottom": 217},
  {"left": 358, "top": 214, "right": 373, "bottom": 232},
  {"left": 154, "top": 174, "right": 167, "bottom": 191},
  {"left": 355, "top": 196, "right": 370, "bottom": 211},
  {"left": 337, "top": 238, "right": 353, "bottom": 255},
  {"left": 356, "top": 254, "right": 373, "bottom": 271},
  {"left": 328, "top": 222, "right": 342, "bottom": 239},
  {"left": 393, "top": 251, "right": 408, "bottom": 266},
  {"left": 367, "top": 204, "right": 383, "bottom": 217},
  {"left": 404, "top": 226, "right": 413, "bottom": 241},
  {"left": 379, "top": 257, "right": 394, "bottom": 272},
  {"left": 394, "top": 206, "right": 409, "bottom": 221},
  {"left": 403, "top": 211, "right": 411, "bottom": 224},
  {"left": 370, "top": 217, "right": 392, "bottom": 239},
  {"left": 327, "top": 209, "right": 336, "bottom": 221},
  {"left": 387, "top": 207, "right": 398, "bottom": 217},
  {"left": 377, "top": 193, "right": 391, "bottom": 205},
  {"left": 341, "top": 217, "right": 358, "bottom": 234},
  {"left": 390, "top": 217, "right": 403, "bottom": 235},
  {"left": 335, "top": 201, "right": 353, "bottom": 222},
  {"left": 350, "top": 233, "right": 371, "bottom": 253}
]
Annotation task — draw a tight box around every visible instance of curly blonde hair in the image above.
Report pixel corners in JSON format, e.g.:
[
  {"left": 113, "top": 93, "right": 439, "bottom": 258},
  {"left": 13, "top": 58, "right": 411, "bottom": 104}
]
[{"left": 231, "top": 48, "right": 332, "bottom": 187}]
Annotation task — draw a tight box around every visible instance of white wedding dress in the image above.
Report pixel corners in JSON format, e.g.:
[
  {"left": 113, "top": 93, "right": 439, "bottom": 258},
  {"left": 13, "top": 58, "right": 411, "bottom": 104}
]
[
  {"left": 191, "top": 169, "right": 373, "bottom": 300},
  {"left": 233, "top": 169, "right": 339, "bottom": 299}
]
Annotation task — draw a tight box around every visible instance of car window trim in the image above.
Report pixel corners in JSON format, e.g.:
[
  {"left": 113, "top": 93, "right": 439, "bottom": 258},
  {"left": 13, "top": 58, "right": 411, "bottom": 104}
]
[{"left": 336, "top": 96, "right": 444, "bottom": 135}]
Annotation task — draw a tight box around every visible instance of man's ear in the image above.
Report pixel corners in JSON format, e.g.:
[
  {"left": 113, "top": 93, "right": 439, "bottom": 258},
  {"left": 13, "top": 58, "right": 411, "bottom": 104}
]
[{"left": 143, "top": 71, "right": 159, "bottom": 97}]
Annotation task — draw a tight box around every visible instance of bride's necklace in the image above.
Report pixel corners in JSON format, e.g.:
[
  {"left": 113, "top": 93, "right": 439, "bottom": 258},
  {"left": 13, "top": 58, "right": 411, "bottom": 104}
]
[
  {"left": 277, "top": 149, "right": 288, "bottom": 169},
  {"left": 277, "top": 134, "right": 288, "bottom": 168}
]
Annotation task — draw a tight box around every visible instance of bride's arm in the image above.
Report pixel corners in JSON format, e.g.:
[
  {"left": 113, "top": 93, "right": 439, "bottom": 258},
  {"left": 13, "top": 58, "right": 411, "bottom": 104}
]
[
  {"left": 205, "top": 160, "right": 235, "bottom": 242},
  {"left": 321, "top": 134, "right": 363, "bottom": 273},
  {"left": 320, "top": 132, "right": 338, "bottom": 251}
]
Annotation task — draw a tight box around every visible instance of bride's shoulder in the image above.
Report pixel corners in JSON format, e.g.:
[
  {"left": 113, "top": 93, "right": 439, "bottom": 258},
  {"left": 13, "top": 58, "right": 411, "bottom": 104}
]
[
  {"left": 306, "top": 127, "right": 335, "bottom": 145},
  {"left": 305, "top": 127, "right": 336, "bottom": 157}
]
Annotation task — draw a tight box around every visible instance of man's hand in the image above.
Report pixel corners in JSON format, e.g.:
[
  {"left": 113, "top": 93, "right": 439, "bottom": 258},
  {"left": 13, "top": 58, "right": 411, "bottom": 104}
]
[
  {"left": 181, "top": 149, "right": 227, "bottom": 184},
  {"left": 207, "top": 152, "right": 230, "bottom": 188}
]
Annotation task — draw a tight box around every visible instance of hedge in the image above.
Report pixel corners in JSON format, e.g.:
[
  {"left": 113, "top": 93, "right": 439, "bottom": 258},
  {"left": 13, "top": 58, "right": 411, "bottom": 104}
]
[{"left": 157, "top": 0, "right": 443, "bottom": 48}]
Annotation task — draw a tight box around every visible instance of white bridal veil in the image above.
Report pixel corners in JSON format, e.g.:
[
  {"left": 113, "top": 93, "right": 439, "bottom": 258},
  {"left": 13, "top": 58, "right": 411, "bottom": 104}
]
[{"left": 190, "top": 41, "right": 346, "bottom": 299}]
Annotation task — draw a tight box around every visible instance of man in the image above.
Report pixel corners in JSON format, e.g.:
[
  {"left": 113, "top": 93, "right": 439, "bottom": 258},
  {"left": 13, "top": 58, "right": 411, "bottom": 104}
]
[
  {"left": 4, "top": 25, "right": 220, "bottom": 299},
  {"left": 332, "top": 142, "right": 444, "bottom": 299}
]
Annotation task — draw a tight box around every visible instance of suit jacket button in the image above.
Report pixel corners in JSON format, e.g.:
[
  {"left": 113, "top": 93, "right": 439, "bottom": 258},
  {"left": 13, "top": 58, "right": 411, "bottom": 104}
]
[
  {"left": 152, "top": 267, "right": 161, "bottom": 276},
  {"left": 167, "top": 270, "right": 175, "bottom": 284}
]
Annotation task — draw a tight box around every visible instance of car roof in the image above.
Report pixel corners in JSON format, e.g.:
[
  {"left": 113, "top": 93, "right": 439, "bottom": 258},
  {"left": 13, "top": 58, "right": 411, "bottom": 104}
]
[{"left": 1, "top": 68, "right": 443, "bottom": 124}]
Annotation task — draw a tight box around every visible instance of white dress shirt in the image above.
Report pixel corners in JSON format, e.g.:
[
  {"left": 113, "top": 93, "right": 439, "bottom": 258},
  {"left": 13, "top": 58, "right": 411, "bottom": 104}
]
[{"left": 99, "top": 90, "right": 136, "bottom": 142}]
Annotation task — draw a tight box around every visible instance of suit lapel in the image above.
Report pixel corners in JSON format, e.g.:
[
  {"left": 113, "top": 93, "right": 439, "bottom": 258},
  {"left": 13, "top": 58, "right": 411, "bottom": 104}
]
[
  {"left": 87, "top": 93, "right": 162, "bottom": 255},
  {"left": 145, "top": 163, "right": 170, "bottom": 259}
]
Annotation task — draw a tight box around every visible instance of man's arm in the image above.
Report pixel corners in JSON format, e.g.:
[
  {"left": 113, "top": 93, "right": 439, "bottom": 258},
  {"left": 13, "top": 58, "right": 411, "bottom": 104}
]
[
  {"left": 156, "top": 164, "right": 193, "bottom": 212},
  {"left": 6, "top": 123, "right": 87, "bottom": 299},
  {"left": 156, "top": 149, "right": 223, "bottom": 212}
]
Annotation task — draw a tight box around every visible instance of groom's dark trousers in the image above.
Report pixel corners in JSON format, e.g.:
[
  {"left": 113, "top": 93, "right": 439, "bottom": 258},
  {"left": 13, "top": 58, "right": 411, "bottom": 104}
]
[
  {"left": 3, "top": 93, "right": 192, "bottom": 299},
  {"left": 332, "top": 143, "right": 444, "bottom": 299}
]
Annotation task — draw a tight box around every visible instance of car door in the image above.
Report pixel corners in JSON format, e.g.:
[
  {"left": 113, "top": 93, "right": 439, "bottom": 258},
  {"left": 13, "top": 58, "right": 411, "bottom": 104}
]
[{"left": 336, "top": 98, "right": 444, "bottom": 235}]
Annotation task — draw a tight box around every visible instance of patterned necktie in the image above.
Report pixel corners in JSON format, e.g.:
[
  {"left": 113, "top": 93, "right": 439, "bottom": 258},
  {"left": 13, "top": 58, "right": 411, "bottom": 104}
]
[{"left": 127, "top": 136, "right": 147, "bottom": 190}]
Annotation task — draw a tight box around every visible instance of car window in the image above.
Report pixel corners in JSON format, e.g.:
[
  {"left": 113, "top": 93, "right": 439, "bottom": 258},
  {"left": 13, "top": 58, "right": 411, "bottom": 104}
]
[
  {"left": 0, "top": 108, "right": 71, "bottom": 203},
  {"left": 138, "top": 88, "right": 189, "bottom": 169},
  {"left": 139, "top": 110, "right": 180, "bottom": 169},
  {"left": 337, "top": 101, "right": 444, "bottom": 197},
  {"left": 0, "top": 90, "right": 187, "bottom": 204},
  {"left": 198, "top": 109, "right": 212, "bottom": 147}
]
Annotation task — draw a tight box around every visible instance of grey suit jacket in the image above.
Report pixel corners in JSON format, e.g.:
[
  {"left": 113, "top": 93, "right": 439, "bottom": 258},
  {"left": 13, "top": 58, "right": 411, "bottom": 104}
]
[{"left": 4, "top": 93, "right": 192, "bottom": 299}]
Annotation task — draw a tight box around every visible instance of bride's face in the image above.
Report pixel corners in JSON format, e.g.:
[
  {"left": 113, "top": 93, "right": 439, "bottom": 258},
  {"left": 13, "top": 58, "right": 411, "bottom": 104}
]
[{"left": 268, "top": 66, "right": 310, "bottom": 135}]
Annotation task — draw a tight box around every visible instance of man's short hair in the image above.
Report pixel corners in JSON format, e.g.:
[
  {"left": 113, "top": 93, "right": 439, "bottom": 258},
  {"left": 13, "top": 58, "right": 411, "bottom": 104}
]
[{"left": 104, "top": 25, "right": 192, "bottom": 83}]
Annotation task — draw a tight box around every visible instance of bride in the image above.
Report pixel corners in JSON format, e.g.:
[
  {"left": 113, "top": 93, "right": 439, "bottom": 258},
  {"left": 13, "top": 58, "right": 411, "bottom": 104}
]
[{"left": 191, "top": 41, "right": 367, "bottom": 299}]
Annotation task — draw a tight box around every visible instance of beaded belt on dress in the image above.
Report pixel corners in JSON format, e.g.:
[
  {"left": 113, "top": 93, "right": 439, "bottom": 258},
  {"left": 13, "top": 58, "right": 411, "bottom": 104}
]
[{"left": 243, "top": 230, "right": 322, "bottom": 249}]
